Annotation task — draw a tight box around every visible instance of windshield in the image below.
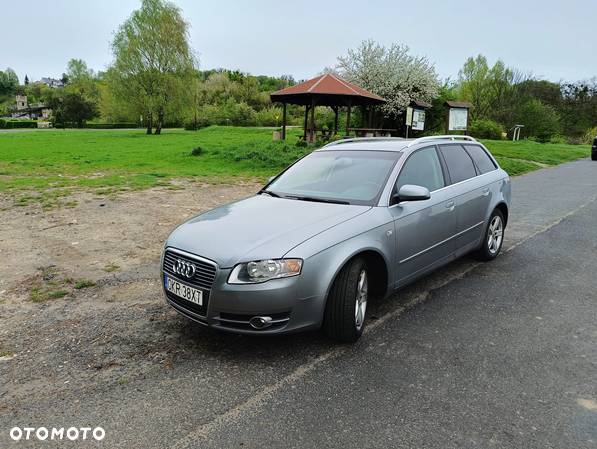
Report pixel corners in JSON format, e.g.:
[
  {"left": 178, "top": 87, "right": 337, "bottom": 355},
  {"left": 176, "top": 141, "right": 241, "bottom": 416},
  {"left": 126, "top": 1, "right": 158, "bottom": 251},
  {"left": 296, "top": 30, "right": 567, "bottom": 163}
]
[{"left": 266, "top": 150, "right": 402, "bottom": 206}]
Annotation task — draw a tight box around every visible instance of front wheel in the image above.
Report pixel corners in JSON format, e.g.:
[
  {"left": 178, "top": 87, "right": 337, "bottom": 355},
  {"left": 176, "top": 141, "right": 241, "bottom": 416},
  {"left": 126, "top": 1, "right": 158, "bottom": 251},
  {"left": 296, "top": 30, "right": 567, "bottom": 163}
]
[
  {"left": 323, "top": 257, "right": 368, "bottom": 342},
  {"left": 476, "top": 209, "right": 505, "bottom": 261}
]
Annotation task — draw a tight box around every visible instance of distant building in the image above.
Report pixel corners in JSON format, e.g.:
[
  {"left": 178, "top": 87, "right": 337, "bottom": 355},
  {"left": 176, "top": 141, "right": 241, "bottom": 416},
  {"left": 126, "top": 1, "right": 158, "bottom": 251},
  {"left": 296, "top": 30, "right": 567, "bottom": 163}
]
[
  {"left": 39, "top": 77, "right": 64, "bottom": 89},
  {"left": 15, "top": 95, "right": 28, "bottom": 110},
  {"left": 9, "top": 95, "right": 52, "bottom": 120}
]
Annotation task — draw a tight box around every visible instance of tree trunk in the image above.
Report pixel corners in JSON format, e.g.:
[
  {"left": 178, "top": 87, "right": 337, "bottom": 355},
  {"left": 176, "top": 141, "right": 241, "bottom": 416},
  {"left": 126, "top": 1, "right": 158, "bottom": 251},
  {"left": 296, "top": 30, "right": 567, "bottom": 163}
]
[
  {"left": 154, "top": 111, "right": 164, "bottom": 135},
  {"left": 146, "top": 114, "right": 152, "bottom": 135}
]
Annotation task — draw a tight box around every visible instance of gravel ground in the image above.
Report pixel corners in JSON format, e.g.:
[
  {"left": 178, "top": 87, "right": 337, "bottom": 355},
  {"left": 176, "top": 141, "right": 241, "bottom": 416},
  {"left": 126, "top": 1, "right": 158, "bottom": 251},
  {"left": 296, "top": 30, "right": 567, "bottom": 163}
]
[{"left": 1, "top": 160, "right": 596, "bottom": 448}]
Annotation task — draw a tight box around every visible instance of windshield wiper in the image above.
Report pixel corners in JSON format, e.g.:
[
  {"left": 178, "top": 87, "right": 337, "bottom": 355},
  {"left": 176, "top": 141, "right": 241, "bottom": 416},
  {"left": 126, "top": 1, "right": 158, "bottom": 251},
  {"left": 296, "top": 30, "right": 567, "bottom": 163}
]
[
  {"left": 286, "top": 195, "right": 350, "bottom": 205},
  {"left": 258, "top": 189, "right": 281, "bottom": 198}
]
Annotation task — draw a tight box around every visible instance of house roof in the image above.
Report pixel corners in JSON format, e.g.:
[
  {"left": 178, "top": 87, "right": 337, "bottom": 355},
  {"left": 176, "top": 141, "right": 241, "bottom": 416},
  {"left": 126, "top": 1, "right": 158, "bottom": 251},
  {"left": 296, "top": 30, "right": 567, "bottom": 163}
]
[{"left": 270, "top": 73, "right": 386, "bottom": 106}]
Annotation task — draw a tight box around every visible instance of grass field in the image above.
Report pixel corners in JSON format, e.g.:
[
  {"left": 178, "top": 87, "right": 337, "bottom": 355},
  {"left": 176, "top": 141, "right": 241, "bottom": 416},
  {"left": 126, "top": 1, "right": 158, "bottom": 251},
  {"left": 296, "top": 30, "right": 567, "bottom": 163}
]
[{"left": 0, "top": 126, "right": 589, "bottom": 208}]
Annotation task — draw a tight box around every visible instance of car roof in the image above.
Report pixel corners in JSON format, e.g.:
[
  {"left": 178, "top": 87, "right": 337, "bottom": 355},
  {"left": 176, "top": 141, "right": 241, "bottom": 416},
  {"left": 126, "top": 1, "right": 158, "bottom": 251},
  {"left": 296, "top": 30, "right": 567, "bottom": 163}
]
[{"left": 318, "top": 136, "right": 480, "bottom": 153}]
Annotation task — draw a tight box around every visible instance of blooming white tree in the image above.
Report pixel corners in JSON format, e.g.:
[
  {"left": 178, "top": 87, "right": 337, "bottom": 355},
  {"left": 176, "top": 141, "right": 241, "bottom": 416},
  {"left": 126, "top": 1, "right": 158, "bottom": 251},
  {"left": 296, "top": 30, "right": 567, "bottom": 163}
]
[{"left": 336, "top": 40, "right": 439, "bottom": 118}]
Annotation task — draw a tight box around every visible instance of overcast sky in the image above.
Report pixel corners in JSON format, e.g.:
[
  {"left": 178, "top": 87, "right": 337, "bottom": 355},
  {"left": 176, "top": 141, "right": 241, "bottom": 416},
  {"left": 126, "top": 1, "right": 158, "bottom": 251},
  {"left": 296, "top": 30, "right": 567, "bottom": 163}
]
[{"left": 1, "top": 0, "right": 596, "bottom": 83}]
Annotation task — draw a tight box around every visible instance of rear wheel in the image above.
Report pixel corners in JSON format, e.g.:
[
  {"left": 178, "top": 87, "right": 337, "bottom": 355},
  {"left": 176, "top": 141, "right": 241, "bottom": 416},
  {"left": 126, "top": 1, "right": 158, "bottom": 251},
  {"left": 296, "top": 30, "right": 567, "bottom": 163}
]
[
  {"left": 323, "top": 257, "right": 368, "bottom": 342},
  {"left": 476, "top": 209, "right": 505, "bottom": 261}
]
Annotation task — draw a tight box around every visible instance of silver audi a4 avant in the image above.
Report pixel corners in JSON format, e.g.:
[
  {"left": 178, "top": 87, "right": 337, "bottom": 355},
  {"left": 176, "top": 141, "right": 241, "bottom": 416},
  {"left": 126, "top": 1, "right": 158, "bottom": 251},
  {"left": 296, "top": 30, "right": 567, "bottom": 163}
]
[{"left": 161, "top": 135, "right": 511, "bottom": 342}]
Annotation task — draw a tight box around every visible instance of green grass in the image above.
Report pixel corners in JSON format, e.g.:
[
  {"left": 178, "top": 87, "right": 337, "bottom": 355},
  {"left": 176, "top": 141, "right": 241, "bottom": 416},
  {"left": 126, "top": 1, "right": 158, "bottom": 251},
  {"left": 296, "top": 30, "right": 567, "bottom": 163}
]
[
  {"left": 481, "top": 139, "right": 588, "bottom": 175},
  {"left": 74, "top": 279, "right": 96, "bottom": 289},
  {"left": 0, "top": 127, "right": 588, "bottom": 206},
  {"left": 0, "top": 127, "right": 308, "bottom": 194}
]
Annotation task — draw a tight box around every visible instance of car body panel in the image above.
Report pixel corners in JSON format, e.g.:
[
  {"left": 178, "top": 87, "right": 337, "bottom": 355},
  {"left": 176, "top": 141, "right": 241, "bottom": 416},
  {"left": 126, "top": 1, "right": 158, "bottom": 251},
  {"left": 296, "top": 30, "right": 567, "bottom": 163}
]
[
  {"left": 166, "top": 195, "right": 371, "bottom": 268},
  {"left": 388, "top": 185, "right": 458, "bottom": 287}
]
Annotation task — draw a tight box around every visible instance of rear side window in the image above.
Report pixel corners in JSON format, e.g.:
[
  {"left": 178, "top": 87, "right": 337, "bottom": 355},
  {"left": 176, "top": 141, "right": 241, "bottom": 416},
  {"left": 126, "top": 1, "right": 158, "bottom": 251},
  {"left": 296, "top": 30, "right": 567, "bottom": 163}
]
[
  {"left": 396, "top": 146, "right": 445, "bottom": 193},
  {"left": 439, "top": 144, "right": 477, "bottom": 184},
  {"left": 464, "top": 145, "right": 496, "bottom": 174}
]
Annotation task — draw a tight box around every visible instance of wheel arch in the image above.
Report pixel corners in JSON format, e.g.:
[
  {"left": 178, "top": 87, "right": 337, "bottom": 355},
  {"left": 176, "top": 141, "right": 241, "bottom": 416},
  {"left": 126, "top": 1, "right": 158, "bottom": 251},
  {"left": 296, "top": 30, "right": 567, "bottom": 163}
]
[
  {"left": 494, "top": 201, "right": 509, "bottom": 226},
  {"left": 326, "top": 248, "right": 390, "bottom": 303}
]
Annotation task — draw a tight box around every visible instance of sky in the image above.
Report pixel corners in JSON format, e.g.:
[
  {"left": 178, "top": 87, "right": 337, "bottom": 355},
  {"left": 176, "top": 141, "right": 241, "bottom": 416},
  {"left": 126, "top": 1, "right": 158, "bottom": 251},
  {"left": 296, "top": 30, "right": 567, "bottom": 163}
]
[{"left": 1, "top": 0, "right": 596, "bottom": 84}]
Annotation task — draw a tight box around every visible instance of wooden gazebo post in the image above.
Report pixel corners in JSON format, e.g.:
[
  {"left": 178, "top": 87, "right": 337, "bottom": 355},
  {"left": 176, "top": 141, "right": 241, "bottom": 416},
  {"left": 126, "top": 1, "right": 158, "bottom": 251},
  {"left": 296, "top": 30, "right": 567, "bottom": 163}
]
[
  {"left": 332, "top": 106, "right": 339, "bottom": 135},
  {"left": 281, "top": 102, "right": 287, "bottom": 140},
  {"left": 303, "top": 105, "right": 309, "bottom": 140},
  {"left": 309, "top": 98, "right": 316, "bottom": 142},
  {"left": 345, "top": 100, "right": 352, "bottom": 136}
]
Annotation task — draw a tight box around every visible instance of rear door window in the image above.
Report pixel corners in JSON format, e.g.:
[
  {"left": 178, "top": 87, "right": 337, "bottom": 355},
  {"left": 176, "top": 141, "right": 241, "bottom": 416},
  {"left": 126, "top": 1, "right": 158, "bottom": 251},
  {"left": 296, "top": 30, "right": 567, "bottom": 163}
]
[
  {"left": 439, "top": 144, "right": 477, "bottom": 184},
  {"left": 463, "top": 144, "right": 497, "bottom": 174}
]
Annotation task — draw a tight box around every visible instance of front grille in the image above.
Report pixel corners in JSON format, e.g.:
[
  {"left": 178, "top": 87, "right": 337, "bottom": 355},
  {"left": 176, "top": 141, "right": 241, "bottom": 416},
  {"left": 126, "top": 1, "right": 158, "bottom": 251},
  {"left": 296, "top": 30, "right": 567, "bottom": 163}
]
[{"left": 163, "top": 249, "right": 217, "bottom": 290}]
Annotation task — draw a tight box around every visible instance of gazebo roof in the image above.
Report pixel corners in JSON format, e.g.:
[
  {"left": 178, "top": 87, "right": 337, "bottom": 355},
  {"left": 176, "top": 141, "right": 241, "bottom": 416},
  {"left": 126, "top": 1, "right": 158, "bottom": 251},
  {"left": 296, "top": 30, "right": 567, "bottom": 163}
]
[{"left": 270, "top": 73, "right": 386, "bottom": 107}]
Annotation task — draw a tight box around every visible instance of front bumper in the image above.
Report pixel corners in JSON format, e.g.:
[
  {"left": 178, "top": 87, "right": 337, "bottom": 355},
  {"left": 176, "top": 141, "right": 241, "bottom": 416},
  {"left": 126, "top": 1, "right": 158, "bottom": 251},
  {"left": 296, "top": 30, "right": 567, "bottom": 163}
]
[{"left": 162, "top": 267, "right": 325, "bottom": 335}]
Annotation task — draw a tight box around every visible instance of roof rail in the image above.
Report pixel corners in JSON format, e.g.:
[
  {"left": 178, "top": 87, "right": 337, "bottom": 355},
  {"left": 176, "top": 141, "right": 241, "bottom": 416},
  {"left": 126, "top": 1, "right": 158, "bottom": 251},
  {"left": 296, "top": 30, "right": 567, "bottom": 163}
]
[
  {"left": 406, "top": 135, "right": 477, "bottom": 147},
  {"left": 323, "top": 137, "right": 405, "bottom": 147}
]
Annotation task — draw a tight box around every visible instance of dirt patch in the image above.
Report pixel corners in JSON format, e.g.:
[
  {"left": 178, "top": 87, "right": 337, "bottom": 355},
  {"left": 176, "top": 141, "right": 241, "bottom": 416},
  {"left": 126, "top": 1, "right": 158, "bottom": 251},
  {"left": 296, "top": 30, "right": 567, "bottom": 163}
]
[
  {"left": 0, "top": 181, "right": 259, "bottom": 303},
  {"left": 0, "top": 181, "right": 259, "bottom": 409}
]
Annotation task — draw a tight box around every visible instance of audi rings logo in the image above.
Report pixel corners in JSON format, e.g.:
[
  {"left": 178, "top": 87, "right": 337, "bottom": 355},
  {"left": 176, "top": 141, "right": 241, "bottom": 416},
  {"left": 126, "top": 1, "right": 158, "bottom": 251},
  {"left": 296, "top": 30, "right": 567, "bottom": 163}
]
[{"left": 173, "top": 258, "right": 196, "bottom": 278}]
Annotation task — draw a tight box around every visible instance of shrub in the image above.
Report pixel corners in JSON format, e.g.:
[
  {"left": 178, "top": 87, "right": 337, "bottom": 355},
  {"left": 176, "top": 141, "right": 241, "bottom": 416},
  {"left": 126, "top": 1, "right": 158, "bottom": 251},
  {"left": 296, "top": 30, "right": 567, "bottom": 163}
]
[
  {"left": 516, "top": 99, "right": 561, "bottom": 143},
  {"left": 469, "top": 119, "right": 504, "bottom": 140},
  {"left": 0, "top": 119, "right": 37, "bottom": 129},
  {"left": 255, "top": 107, "right": 283, "bottom": 127},
  {"left": 581, "top": 126, "right": 597, "bottom": 145},
  {"left": 549, "top": 134, "right": 568, "bottom": 144},
  {"left": 190, "top": 146, "right": 203, "bottom": 156},
  {"left": 83, "top": 123, "right": 137, "bottom": 129},
  {"left": 184, "top": 117, "right": 210, "bottom": 131}
]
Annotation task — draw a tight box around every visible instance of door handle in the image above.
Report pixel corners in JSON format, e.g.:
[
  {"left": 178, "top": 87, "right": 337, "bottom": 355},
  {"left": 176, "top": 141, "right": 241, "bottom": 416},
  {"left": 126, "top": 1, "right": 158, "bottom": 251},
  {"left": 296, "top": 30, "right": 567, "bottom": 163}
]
[
  {"left": 445, "top": 200, "right": 455, "bottom": 211},
  {"left": 482, "top": 188, "right": 490, "bottom": 197}
]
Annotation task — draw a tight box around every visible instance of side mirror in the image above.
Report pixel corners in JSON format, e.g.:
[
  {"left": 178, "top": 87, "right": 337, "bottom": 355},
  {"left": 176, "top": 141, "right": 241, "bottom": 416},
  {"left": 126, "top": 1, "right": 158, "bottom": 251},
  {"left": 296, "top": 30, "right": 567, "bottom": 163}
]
[{"left": 392, "top": 184, "right": 431, "bottom": 204}]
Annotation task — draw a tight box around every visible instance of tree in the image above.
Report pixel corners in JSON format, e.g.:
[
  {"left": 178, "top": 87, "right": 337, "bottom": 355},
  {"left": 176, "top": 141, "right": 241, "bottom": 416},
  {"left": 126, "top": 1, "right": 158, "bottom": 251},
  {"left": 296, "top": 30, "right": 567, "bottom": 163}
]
[
  {"left": 48, "top": 91, "right": 97, "bottom": 128},
  {"left": 457, "top": 55, "right": 529, "bottom": 129},
  {"left": 67, "top": 59, "right": 94, "bottom": 83},
  {"left": 0, "top": 68, "right": 19, "bottom": 95},
  {"left": 458, "top": 55, "right": 491, "bottom": 120},
  {"left": 516, "top": 99, "right": 561, "bottom": 142},
  {"left": 336, "top": 40, "right": 439, "bottom": 120},
  {"left": 108, "top": 0, "right": 196, "bottom": 134},
  {"left": 24, "top": 75, "right": 29, "bottom": 85}
]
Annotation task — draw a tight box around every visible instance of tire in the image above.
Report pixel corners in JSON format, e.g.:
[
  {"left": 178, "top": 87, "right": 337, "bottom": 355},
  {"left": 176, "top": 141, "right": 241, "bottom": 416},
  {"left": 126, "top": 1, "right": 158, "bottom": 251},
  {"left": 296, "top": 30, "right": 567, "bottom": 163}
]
[
  {"left": 323, "top": 257, "right": 368, "bottom": 343},
  {"left": 476, "top": 209, "right": 505, "bottom": 261},
  {"left": 592, "top": 154, "right": 597, "bottom": 161}
]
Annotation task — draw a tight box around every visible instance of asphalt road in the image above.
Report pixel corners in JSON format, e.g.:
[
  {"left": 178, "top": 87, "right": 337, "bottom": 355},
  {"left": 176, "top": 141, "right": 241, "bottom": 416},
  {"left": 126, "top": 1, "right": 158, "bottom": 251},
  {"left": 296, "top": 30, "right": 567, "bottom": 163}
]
[{"left": 2, "top": 159, "right": 597, "bottom": 449}]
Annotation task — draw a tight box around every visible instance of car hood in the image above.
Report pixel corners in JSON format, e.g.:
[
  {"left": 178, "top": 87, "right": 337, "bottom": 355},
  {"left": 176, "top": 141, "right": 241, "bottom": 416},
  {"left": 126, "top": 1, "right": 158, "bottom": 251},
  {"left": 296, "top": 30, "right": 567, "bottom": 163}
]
[{"left": 166, "top": 195, "right": 371, "bottom": 268}]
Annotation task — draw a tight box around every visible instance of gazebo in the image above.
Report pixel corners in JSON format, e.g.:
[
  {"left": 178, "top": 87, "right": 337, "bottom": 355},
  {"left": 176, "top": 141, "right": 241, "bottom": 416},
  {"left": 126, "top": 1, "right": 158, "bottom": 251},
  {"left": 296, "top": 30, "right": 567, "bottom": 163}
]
[{"left": 270, "top": 73, "right": 386, "bottom": 141}]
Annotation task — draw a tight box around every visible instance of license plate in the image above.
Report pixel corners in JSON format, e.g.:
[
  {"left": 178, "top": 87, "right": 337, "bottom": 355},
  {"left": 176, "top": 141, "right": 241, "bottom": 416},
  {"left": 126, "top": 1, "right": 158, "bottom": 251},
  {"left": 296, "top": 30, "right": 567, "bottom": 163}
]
[{"left": 165, "top": 275, "right": 203, "bottom": 306}]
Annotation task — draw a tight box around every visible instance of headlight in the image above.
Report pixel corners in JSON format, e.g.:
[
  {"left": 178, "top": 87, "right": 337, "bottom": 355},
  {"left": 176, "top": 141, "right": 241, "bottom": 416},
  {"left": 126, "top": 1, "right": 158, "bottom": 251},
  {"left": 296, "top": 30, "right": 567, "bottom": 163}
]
[{"left": 228, "top": 259, "right": 303, "bottom": 284}]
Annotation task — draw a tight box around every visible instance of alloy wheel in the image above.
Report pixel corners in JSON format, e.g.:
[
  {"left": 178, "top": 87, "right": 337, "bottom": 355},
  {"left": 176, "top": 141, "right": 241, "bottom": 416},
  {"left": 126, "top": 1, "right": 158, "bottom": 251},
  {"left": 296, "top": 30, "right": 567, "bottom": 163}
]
[
  {"left": 355, "top": 270, "right": 368, "bottom": 331},
  {"left": 487, "top": 215, "right": 503, "bottom": 255}
]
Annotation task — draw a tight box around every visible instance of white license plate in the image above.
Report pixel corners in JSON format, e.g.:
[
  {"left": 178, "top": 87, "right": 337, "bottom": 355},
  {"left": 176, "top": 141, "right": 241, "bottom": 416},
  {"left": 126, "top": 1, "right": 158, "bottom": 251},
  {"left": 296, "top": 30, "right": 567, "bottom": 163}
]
[{"left": 165, "top": 275, "right": 203, "bottom": 306}]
